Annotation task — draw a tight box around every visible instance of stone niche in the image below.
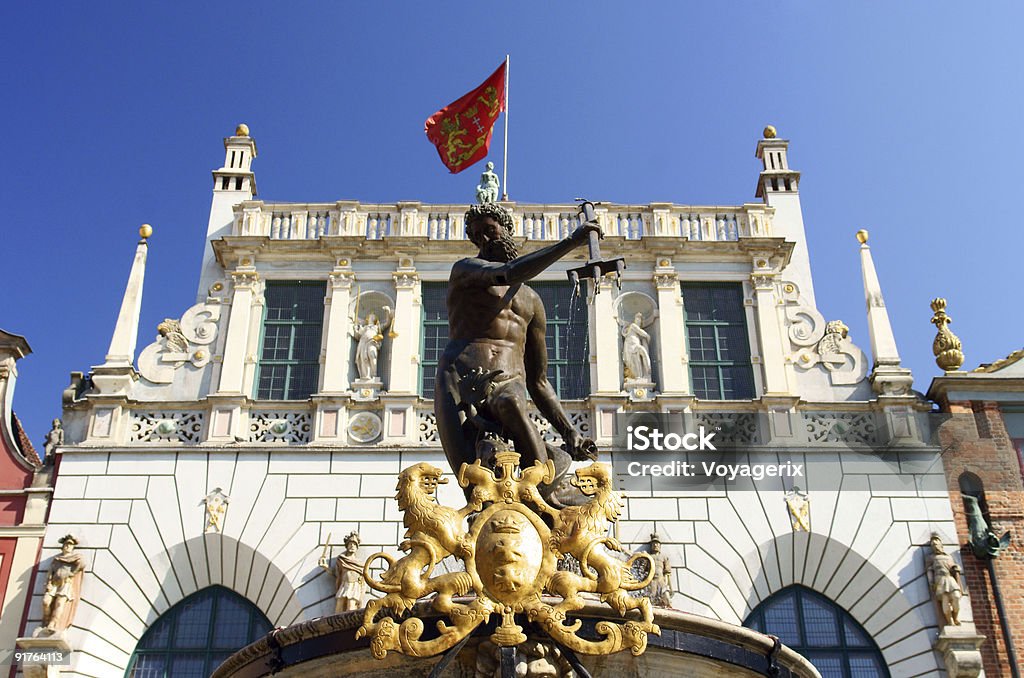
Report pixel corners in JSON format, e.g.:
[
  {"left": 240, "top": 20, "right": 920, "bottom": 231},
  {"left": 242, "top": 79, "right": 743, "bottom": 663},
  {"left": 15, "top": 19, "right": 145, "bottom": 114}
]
[{"left": 212, "top": 602, "right": 821, "bottom": 678}]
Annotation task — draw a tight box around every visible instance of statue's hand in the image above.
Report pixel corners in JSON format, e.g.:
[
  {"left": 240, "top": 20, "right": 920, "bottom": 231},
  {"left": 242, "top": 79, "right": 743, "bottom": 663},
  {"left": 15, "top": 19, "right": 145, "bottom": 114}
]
[
  {"left": 563, "top": 430, "right": 598, "bottom": 461},
  {"left": 318, "top": 556, "right": 329, "bottom": 569},
  {"left": 569, "top": 221, "right": 602, "bottom": 246}
]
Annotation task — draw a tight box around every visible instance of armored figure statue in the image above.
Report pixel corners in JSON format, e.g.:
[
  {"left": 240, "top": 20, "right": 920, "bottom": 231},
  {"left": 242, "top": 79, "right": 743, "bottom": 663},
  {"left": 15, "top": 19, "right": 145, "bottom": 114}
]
[
  {"left": 475, "top": 161, "right": 500, "bottom": 204},
  {"left": 434, "top": 203, "right": 598, "bottom": 502},
  {"left": 319, "top": 531, "right": 366, "bottom": 613},
  {"left": 621, "top": 312, "right": 652, "bottom": 382},
  {"left": 926, "top": 533, "right": 963, "bottom": 626},
  {"left": 644, "top": 533, "right": 674, "bottom": 607},
  {"left": 39, "top": 534, "right": 86, "bottom": 634}
]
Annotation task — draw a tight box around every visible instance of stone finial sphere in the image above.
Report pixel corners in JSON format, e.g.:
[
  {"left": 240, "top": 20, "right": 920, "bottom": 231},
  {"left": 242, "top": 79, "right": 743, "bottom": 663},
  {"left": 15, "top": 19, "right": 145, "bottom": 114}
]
[
  {"left": 855, "top": 229, "right": 869, "bottom": 244},
  {"left": 763, "top": 125, "right": 777, "bottom": 139},
  {"left": 139, "top": 224, "right": 153, "bottom": 239},
  {"left": 235, "top": 123, "right": 250, "bottom": 137}
]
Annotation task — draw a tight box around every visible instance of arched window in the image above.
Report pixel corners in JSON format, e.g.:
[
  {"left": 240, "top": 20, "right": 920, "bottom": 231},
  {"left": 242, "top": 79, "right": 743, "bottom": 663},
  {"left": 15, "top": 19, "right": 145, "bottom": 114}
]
[
  {"left": 744, "top": 586, "right": 889, "bottom": 678},
  {"left": 125, "top": 586, "right": 272, "bottom": 678}
]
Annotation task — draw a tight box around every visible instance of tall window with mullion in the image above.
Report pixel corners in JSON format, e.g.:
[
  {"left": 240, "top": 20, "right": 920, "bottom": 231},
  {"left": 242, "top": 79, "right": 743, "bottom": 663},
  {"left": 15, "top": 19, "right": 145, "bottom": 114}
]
[
  {"left": 682, "top": 283, "right": 754, "bottom": 400},
  {"left": 532, "top": 282, "right": 589, "bottom": 399},
  {"left": 420, "top": 281, "right": 450, "bottom": 399},
  {"left": 256, "top": 281, "right": 326, "bottom": 400},
  {"left": 418, "top": 281, "right": 589, "bottom": 400}
]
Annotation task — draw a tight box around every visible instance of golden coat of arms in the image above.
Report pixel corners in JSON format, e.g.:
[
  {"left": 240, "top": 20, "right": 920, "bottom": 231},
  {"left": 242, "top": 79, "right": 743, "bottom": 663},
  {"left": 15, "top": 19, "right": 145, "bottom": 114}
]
[{"left": 355, "top": 447, "right": 660, "bottom": 661}]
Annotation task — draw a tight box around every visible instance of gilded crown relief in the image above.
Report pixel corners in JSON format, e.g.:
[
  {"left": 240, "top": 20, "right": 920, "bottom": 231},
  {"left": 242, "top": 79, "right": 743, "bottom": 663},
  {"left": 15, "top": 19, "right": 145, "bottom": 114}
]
[{"left": 356, "top": 448, "right": 660, "bottom": 661}]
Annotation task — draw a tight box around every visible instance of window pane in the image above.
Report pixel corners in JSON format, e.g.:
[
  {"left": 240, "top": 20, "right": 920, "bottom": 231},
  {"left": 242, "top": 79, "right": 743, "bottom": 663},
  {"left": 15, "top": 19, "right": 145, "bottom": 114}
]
[
  {"left": 849, "top": 654, "right": 886, "bottom": 676},
  {"left": 801, "top": 595, "right": 839, "bottom": 646},
  {"left": 173, "top": 596, "right": 213, "bottom": 648},
  {"left": 138, "top": 619, "right": 170, "bottom": 649},
  {"left": 803, "top": 653, "right": 844, "bottom": 678},
  {"left": 129, "top": 654, "right": 166, "bottom": 677},
  {"left": 762, "top": 594, "right": 800, "bottom": 646},
  {"left": 844, "top": 618, "right": 871, "bottom": 646},
  {"left": 169, "top": 654, "right": 207, "bottom": 678},
  {"left": 212, "top": 596, "right": 251, "bottom": 648}
]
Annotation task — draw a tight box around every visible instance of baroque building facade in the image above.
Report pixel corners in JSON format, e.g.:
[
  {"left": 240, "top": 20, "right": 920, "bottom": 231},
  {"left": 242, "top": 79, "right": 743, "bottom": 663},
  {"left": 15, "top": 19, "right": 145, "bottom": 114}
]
[{"left": 22, "top": 126, "right": 991, "bottom": 676}]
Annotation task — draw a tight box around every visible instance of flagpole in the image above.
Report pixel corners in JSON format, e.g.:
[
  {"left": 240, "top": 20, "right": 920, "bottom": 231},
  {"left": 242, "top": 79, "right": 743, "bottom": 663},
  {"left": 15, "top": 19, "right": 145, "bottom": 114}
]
[{"left": 502, "top": 54, "right": 509, "bottom": 201}]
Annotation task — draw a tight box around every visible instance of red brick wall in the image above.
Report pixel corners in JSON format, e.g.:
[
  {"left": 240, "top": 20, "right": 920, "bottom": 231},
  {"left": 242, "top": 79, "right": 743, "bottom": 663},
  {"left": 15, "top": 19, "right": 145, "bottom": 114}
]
[{"left": 939, "top": 401, "right": 1024, "bottom": 676}]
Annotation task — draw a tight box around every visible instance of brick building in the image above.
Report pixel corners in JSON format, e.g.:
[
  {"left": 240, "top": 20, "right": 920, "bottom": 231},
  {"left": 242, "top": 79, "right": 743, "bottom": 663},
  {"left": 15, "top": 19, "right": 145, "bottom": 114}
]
[{"left": 929, "top": 346, "right": 1024, "bottom": 676}]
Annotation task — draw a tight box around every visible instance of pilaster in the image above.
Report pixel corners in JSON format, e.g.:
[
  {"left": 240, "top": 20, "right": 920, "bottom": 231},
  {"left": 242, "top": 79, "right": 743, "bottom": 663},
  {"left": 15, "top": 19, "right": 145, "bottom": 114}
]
[
  {"left": 750, "top": 257, "right": 789, "bottom": 395},
  {"left": 653, "top": 263, "right": 688, "bottom": 395},
  {"left": 320, "top": 263, "right": 355, "bottom": 394},
  {"left": 386, "top": 264, "right": 420, "bottom": 395},
  {"left": 591, "top": 276, "right": 620, "bottom": 394},
  {"left": 216, "top": 268, "right": 260, "bottom": 395}
]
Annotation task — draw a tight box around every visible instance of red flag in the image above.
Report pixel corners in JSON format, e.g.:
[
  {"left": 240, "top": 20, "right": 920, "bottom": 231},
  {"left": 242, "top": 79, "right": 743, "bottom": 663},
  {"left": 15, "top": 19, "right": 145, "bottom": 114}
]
[{"left": 424, "top": 61, "right": 506, "bottom": 174}]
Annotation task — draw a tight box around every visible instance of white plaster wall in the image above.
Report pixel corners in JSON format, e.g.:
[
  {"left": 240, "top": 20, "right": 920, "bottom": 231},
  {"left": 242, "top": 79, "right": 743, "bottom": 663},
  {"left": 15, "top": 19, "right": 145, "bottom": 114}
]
[{"left": 40, "top": 442, "right": 959, "bottom": 677}]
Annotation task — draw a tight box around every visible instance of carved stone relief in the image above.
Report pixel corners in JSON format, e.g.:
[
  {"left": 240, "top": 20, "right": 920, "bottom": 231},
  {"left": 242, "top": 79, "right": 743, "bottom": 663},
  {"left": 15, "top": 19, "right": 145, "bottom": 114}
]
[
  {"left": 781, "top": 281, "right": 868, "bottom": 386},
  {"left": 138, "top": 302, "right": 221, "bottom": 384}
]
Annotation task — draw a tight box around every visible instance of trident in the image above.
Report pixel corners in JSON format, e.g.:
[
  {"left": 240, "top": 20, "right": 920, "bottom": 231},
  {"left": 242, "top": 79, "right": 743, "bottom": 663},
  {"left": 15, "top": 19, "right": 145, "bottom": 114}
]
[{"left": 566, "top": 200, "right": 625, "bottom": 294}]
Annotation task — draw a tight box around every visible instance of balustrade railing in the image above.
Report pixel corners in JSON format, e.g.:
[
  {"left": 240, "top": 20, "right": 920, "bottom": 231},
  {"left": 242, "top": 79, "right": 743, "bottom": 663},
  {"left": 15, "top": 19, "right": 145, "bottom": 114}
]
[{"left": 233, "top": 202, "right": 772, "bottom": 242}]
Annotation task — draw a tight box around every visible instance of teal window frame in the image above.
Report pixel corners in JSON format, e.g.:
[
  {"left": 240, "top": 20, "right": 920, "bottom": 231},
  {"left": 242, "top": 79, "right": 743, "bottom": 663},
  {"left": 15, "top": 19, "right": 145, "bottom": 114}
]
[
  {"left": 419, "top": 281, "right": 450, "bottom": 399},
  {"left": 255, "top": 280, "right": 326, "bottom": 400},
  {"left": 125, "top": 585, "right": 272, "bottom": 678},
  {"left": 682, "top": 282, "right": 755, "bottom": 400}
]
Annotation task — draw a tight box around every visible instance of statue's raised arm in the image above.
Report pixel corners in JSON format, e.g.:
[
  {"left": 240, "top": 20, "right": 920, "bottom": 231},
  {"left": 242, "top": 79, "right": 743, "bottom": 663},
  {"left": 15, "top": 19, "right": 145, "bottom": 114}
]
[{"left": 435, "top": 203, "right": 600, "bottom": 505}]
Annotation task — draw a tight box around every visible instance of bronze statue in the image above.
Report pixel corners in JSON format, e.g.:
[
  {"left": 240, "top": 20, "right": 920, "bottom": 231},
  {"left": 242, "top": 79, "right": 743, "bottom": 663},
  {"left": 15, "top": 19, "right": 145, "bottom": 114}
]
[{"left": 434, "top": 203, "right": 598, "bottom": 502}]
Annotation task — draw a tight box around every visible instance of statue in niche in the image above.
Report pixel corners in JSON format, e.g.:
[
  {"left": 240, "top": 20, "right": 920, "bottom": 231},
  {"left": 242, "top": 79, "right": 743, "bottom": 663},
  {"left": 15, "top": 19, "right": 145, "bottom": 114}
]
[
  {"left": 319, "top": 531, "right": 366, "bottom": 613},
  {"left": 475, "top": 161, "right": 500, "bottom": 204},
  {"left": 435, "top": 203, "right": 598, "bottom": 506},
  {"left": 43, "top": 418, "right": 64, "bottom": 460},
  {"left": 352, "top": 307, "right": 393, "bottom": 381},
  {"left": 926, "top": 533, "right": 963, "bottom": 626},
  {"left": 643, "top": 533, "right": 674, "bottom": 607},
  {"left": 38, "top": 535, "right": 86, "bottom": 635},
  {"left": 200, "top": 487, "right": 230, "bottom": 533},
  {"left": 621, "top": 312, "right": 653, "bottom": 383}
]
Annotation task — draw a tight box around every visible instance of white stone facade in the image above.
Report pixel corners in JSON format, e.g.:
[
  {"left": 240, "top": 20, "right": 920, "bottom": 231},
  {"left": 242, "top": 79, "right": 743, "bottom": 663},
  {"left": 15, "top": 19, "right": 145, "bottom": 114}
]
[{"left": 33, "top": 129, "right": 970, "bottom": 676}]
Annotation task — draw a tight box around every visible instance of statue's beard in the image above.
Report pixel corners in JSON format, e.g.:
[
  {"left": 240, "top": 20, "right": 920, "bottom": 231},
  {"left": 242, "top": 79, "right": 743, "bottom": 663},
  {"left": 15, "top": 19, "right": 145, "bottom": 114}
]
[{"left": 480, "top": 231, "right": 519, "bottom": 262}]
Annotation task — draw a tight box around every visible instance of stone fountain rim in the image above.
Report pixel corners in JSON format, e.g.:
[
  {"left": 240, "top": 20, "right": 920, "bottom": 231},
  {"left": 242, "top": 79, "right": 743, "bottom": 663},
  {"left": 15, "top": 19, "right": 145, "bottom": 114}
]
[{"left": 212, "top": 598, "right": 821, "bottom": 678}]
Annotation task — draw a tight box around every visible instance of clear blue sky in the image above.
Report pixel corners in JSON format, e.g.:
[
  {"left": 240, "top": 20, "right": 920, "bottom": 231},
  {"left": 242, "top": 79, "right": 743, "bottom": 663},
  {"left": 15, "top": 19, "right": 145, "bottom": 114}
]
[{"left": 2, "top": 3, "right": 1021, "bottom": 446}]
